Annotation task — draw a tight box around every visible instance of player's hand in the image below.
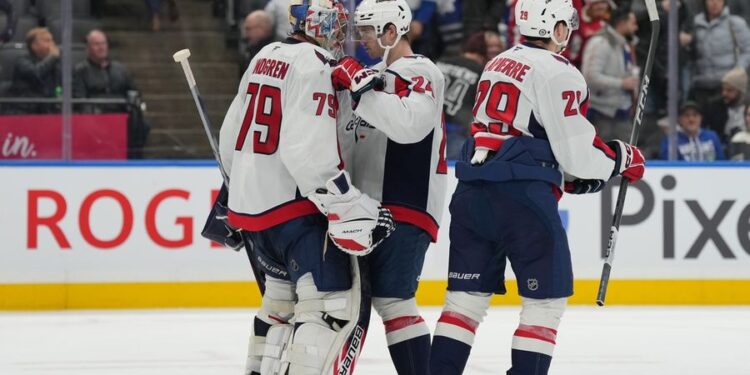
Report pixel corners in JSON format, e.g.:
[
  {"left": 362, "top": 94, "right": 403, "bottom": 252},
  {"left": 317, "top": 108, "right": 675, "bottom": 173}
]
[
  {"left": 608, "top": 140, "right": 645, "bottom": 183},
  {"left": 332, "top": 56, "right": 383, "bottom": 102},
  {"left": 200, "top": 184, "right": 243, "bottom": 251},
  {"left": 564, "top": 179, "right": 606, "bottom": 194},
  {"left": 331, "top": 56, "right": 363, "bottom": 90}
]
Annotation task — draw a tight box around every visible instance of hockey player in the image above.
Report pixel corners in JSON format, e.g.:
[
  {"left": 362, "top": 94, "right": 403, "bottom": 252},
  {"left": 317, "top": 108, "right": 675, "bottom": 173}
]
[
  {"left": 429, "top": 0, "right": 645, "bottom": 374},
  {"left": 215, "top": 0, "right": 394, "bottom": 373},
  {"left": 331, "top": 0, "right": 447, "bottom": 373}
]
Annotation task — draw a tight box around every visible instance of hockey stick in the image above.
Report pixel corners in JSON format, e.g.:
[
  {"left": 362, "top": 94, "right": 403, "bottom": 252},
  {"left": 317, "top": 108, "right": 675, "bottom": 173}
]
[
  {"left": 596, "top": 0, "right": 660, "bottom": 306},
  {"left": 173, "top": 49, "right": 266, "bottom": 294}
]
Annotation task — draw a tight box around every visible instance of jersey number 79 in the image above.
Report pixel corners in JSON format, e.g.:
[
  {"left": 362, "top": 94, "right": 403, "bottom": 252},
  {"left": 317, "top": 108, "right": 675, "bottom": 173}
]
[{"left": 235, "top": 82, "right": 282, "bottom": 154}]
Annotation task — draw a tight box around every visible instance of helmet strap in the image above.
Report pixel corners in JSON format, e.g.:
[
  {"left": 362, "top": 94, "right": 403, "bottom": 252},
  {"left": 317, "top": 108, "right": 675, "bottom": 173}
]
[{"left": 377, "top": 32, "right": 402, "bottom": 67}]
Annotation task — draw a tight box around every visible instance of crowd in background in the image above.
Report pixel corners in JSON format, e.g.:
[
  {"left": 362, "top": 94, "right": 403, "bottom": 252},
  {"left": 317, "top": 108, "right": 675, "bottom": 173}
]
[
  {"left": 2, "top": 0, "right": 750, "bottom": 161},
  {"left": 0, "top": 0, "right": 149, "bottom": 158}
]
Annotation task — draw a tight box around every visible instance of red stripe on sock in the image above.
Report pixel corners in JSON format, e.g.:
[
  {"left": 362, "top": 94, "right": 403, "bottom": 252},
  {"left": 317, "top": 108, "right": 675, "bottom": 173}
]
[
  {"left": 513, "top": 324, "right": 557, "bottom": 345},
  {"left": 383, "top": 316, "right": 425, "bottom": 333},
  {"left": 438, "top": 311, "right": 479, "bottom": 334}
]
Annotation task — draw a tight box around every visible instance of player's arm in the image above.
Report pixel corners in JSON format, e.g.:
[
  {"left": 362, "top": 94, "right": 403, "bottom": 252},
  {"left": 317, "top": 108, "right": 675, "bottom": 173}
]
[
  {"left": 355, "top": 71, "right": 440, "bottom": 144},
  {"left": 279, "top": 63, "right": 342, "bottom": 197},
  {"left": 333, "top": 58, "right": 439, "bottom": 144},
  {"left": 538, "top": 71, "right": 642, "bottom": 182}
]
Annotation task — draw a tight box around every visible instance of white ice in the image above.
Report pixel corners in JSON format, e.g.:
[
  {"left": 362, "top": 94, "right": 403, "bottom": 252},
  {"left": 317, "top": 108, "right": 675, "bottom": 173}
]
[{"left": 1, "top": 307, "right": 748, "bottom": 375}]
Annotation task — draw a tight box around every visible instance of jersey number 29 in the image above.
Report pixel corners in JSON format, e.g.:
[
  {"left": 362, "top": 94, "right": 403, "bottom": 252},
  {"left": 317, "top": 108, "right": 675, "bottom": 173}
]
[{"left": 472, "top": 80, "right": 522, "bottom": 136}]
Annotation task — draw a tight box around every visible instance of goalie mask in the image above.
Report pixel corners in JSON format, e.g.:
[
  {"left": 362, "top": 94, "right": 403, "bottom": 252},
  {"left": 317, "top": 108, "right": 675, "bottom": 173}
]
[{"left": 289, "top": 0, "right": 349, "bottom": 56}]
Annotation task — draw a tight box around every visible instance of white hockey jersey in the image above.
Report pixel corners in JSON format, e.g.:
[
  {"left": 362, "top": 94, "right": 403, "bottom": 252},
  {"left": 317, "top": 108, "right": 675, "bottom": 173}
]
[
  {"left": 339, "top": 55, "right": 447, "bottom": 241},
  {"left": 473, "top": 43, "right": 618, "bottom": 182},
  {"left": 219, "top": 39, "right": 342, "bottom": 231}
]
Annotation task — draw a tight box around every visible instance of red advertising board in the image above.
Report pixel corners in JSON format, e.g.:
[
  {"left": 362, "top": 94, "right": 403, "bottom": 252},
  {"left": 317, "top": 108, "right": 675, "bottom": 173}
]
[{"left": 0, "top": 114, "right": 127, "bottom": 159}]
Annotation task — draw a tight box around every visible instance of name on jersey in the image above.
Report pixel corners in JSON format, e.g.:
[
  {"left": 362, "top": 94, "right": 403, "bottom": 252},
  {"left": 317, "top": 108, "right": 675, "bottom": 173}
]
[
  {"left": 484, "top": 57, "right": 531, "bottom": 83},
  {"left": 252, "top": 58, "right": 290, "bottom": 80}
]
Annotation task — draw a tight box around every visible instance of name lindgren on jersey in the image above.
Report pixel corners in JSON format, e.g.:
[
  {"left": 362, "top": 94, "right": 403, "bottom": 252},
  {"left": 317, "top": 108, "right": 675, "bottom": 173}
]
[
  {"left": 219, "top": 39, "right": 341, "bottom": 231},
  {"left": 472, "top": 43, "right": 617, "bottom": 182},
  {"left": 339, "top": 55, "right": 447, "bottom": 241}
]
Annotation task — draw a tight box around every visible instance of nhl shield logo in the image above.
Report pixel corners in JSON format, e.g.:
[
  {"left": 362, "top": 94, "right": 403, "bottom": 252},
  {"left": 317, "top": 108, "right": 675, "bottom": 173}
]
[{"left": 527, "top": 278, "right": 539, "bottom": 291}]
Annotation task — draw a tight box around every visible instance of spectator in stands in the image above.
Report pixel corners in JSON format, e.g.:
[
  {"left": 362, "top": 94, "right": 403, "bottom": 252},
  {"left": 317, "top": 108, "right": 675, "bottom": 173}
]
[
  {"left": 704, "top": 67, "right": 748, "bottom": 144},
  {"left": 636, "top": 0, "right": 694, "bottom": 115},
  {"left": 409, "top": 0, "right": 439, "bottom": 59},
  {"left": 0, "top": 0, "right": 16, "bottom": 43},
  {"left": 690, "top": 0, "right": 750, "bottom": 111},
  {"left": 634, "top": 0, "right": 694, "bottom": 159},
  {"left": 265, "top": 0, "right": 292, "bottom": 41},
  {"left": 582, "top": 5, "right": 639, "bottom": 141},
  {"left": 8, "top": 27, "right": 60, "bottom": 114},
  {"left": 240, "top": 10, "right": 277, "bottom": 77},
  {"left": 437, "top": 31, "right": 487, "bottom": 160},
  {"left": 659, "top": 101, "right": 725, "bottom": 161},
  {"left": 145, "top": 0, "right": 179, "bottom": 32},
  {"left": 74, "top": 29, "right": 148, "bottom": 158},
  {"left": 462, "top": 0, "right": 505, "bottom": 37},
  {"left": 484, "top": 30, "right": 504, "bottom": 61},
  {"left": 74, "top": 30, "right": 136, "bottom": 112},
  {"left": 565, "top": 0, "right": 613, "bottom": 69},
  {"left": 729, "top": 104, "right": 750, "bottom": 159}
]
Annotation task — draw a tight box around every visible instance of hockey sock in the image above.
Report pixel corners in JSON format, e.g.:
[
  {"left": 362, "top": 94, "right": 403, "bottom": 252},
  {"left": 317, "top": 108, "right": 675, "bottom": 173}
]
[
  {"left": 384, "top": 315, "right": 431, "bottom": 375},
  {"left": 430, "top": 310, "right": 480, "bottom": 375},
  {"left": 507, "top": 348, "right": 552, "bottom": 375},
  {"left": 506, "top": 324, "right": 557, "bottom": 375}
]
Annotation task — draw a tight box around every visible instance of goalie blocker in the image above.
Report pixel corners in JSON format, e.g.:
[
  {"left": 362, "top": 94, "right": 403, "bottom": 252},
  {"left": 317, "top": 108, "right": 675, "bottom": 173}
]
[{"left": 309, "top": 170, "right": 396, "bottom": 256}]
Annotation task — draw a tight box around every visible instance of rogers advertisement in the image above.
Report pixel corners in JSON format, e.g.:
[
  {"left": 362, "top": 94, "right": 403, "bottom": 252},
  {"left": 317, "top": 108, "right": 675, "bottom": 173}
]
[{"left": 2, "top": 164, "right": 750, "bottom": 286}]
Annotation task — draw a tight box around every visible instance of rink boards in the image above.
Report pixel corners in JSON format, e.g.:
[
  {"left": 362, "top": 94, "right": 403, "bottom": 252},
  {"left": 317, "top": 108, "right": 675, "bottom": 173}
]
[{"left": 2, "top": 161, "right": 750, "bottom": 309}]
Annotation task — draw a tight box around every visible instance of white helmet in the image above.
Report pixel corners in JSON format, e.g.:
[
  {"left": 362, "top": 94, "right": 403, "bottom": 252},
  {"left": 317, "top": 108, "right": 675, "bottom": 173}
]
[
  {"left": 289, "top": 0, "right": 349, "bottom": 53},
  {"left": 516, "top": 0, "right": 579, "bottom": 47},
  {"left": 353, "top": 0, "right": 412, "bottom": 63},
  {"left": 354, "top": 0, "right": 412, "bottom": 38}
]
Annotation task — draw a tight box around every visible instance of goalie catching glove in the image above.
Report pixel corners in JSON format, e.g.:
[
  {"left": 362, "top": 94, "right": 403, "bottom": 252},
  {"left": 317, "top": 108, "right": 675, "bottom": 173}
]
[{"left": 309, "top": 170, "right": 395, "bottom": 256}]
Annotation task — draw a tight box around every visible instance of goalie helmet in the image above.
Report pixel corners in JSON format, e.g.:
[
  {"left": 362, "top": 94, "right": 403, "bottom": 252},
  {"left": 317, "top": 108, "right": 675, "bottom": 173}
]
[
  {"left": 288, "top": 0, "right": 348, "bottom": 53},
  {"left": 516, "top": 0, "right": 579, "bottom": 47}
]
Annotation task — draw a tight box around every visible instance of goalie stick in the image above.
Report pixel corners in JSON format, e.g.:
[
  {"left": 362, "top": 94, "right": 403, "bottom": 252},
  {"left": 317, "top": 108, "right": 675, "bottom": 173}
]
[
  {"left": 173, "top": 49, "right": 266, "bottom": 294},
  {"left": 596, "top": 0, "right": 660, "bottom": 306}
]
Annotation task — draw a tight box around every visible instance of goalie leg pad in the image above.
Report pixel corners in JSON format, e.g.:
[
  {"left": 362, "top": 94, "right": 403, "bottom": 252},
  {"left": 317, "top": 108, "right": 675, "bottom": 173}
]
[
  {"left": 260, "top": 324, "right": 294, "bottom": 375},
  {"left": 286, "top": 263, "right": 369, "bottom": 375},
  {"left": 246, "top": 276, "right": 295, "bottom": 375}
]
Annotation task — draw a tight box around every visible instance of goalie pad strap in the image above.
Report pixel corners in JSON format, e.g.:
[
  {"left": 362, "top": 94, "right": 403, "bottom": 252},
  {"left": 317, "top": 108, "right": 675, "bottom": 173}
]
[
  {"left": 288, "top": 342, "right": 326, "bottom": 369},
  {"left": 264, "top": 299, "right": 295, "bottom": 315},
  {"left": 294, "top": 297, "right": 348, "bottom": 314}
]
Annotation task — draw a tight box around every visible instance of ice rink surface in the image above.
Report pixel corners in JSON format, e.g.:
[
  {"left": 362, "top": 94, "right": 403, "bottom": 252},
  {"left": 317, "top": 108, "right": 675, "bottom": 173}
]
[{"left": 1, "top": 306, "right": 748, "bottom": 375}]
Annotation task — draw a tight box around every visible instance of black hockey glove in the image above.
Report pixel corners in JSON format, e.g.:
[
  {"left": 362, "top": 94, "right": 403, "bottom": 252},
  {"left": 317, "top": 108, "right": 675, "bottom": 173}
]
[
  {"left": 201, "top": 184, "right": 243, "bottom": 251},
  {"left": 564, "top": 179, "right": 606, "bottom": 194}
]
